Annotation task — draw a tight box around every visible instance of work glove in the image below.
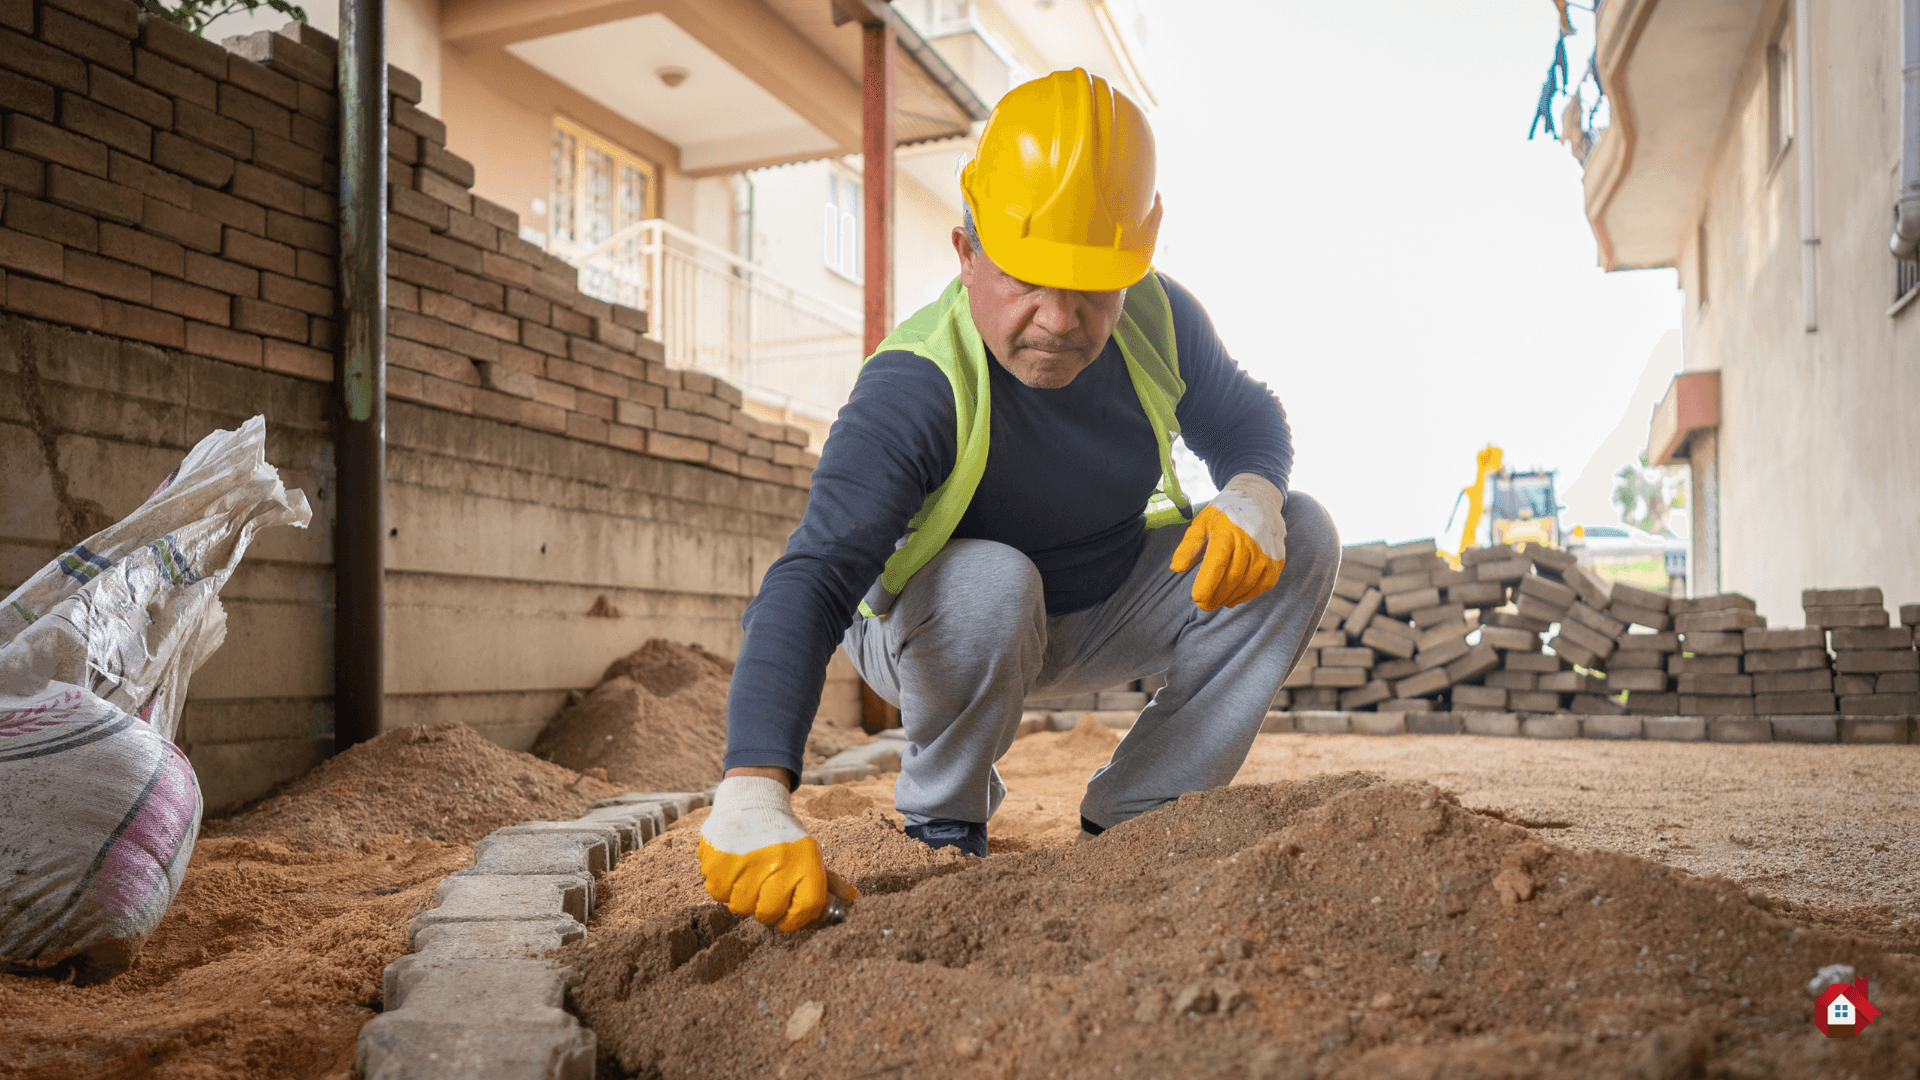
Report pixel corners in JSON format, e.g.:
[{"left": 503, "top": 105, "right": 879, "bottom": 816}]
[
  {"left": 1169, "top": 472, "right": 1288, "bottom": 612},
  {"left": 698, "top": 775, "right": 858, "bottom": 931}
]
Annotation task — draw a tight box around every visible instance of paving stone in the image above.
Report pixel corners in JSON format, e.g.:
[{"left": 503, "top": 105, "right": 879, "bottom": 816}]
[
  {"left": 1338, "top": 679, "right": 1391, "bottom": 710},
  {"left": 1581, "top": 714, "right": 1641, "bottom": 740},
  {"left": 1833, "top": 649, "right": 1920, "bottom": 674},
  {"left": 1312, "top": 666, "right": 1371, "bottom": 688},
  {"left": 1831, "top": 626, "right": 1915, "bottom": 649},
  {"left": 1609, "top": 603, "right": 1671, "bottom": 631},
  {"left": 1451, "top": 684, "right": 1507, "bottom": 710},
  {"left": 1672, "top": 593, "right": 1758, "bottom": 614},
  {"left": 1804, "top": 605, "right": 1890, "bottom": 628},
  {"left": 1676, "top": 673, "right": 1753, "bottom": 696},
  {"left": 1293, "top": 710, "right": 1351, "bottom": 734},
  {"left": 1341, "top": 587, "right": 1384, "bottom": 634},
  {"left": 1446, "top": 580, "right": 1506, "bottom": 607},
  {"left": 1743, "top": 627, "right": 1826, "bottom": 651},
  {"left": 1508, "top": 690, "right": 1562, "bottom": 713},
  {"left": 1566, "top": 600, "right": 1627, "bottom": 639},
  {"left": 1379, "top": 569, "right": 1435, "bottom": 595},
  {"left": 1539, "top": 671, "right": 1605, "bottom": 694},
  {"left": 1377, "top": 698, "right": 1436, "bottom": 713},
  {"left": 409, "top": 918, "right": 583, "bottom": 959},
  {"left": 1309, "top": 627, "right": 1350, "bottom": 649},
  {"left": 1383, "top": 586, "right": 1441, "bottom": 617},
  {"left": 487, "top": 820, "right": 623, "bottom": 859},
  {"left": 1477, "top": 625, "right": 1540, "bottom": 652},
  {"left": 1521, "top": 715, "right": 1581, "bottom": 739},
  {"left": 1374, "top": 657, "right": 1420, "bottom": 681},
  {"left": 1094, "top": 690, "right": 1148, "bottom": 710},
  {"left": 1341, "top": 543, "right": 1389, "bottom": 569},
  {"left": 1516, "top": 573, "right": 1576, "bottom": 609},
  {"left": 1082, "top": 710, "right": 1136, "bottom": 730},
  {"left": 1742, "top": 647, "right": 1831, "bottom": 673},
  {"left": 1520, "top": 541, "right": 1576, "bottom": 572},
  {"left": 1460, "top": 711, "right": 1520, "bottom": 737},
  {"left": 1504, "top": 651, "right": 1563, "bottom": 673},
  {"left": 1619, "top": 631, "right": 1681, "bottom": 651},
  {"left": 1361, "top": 624, "right": 1415, "bottom": 659},
  {"left": 1751, "top": 670, "right": 1833, "bottom": 694},
  {"left": 1608, "top": 582, "right": 1671, "bottom": 612},
  {"left": 1766, "top": 715, "right": 1837, "bottom": 743},
  {"left": 1707, "top": 717, "right": 1772, "bottom": 743},
  {"left": 1641, "top": 716, "right": 1707, "bottom": 742},
  {"left": 434, "top": 871, "right": 591, "bottom": 925},
  {"left": 1673, "top": 608, "right": 1767, "bottom": 633},
  {"left": 575, "top": 804, "right": 665, "bottom": 848},
  {"left": 469, "top": 830, "right": 609, "bottom": 877},
  {"left": 384, "top": 955, "right": 569, "bottom": 1012},
  {"left": 1838, "top": 693, "right": 1920, "bottom": 715},
  {"left": 1880, "top": 672, "right": 1920, "bottom": 693},
  {"left": 1570, "top": 693, "right": 1626, "bottom": 716},
  {"left": 1403, "top": 711, "right": 1463, "bottom": 734},
  {"left": 590, "top": 791, "right": 707, "bottom": 821},
  {"left": 1609, "top": 649, "right": 1667, "bottom": 669},
  {"left": 1445, "top": 642, "right": 1501, "bottom": 684},
  {"left": 1260, "top": 710, "right": 1295, "bottom": 733},
  {"left": 358, "top": 1007, "right": 593, "bottom": 1080},
  {"left": 1546, "top": 634, "right": 1603, "bottom": 669},
  {"left": 1607, "top": 669, "right": 1670, "bottom": 692},
  {"left": 1679, "top": 632, "right": 1745, "bottom": 656},
  {"left": 1681, "top": 694, "right": 1756, "bottom": 716},
  {"left": 1348, "top": 712, "right": 1405, "bottom": 736},
  {"left": 1625, "top": 692, "right": 1682, "bottom": 715},
  {"left": 1803, "top": 587, "right": 1883, "bottom": 607},
  {"left": 1670, "top": 654, "right": 1741, "bottom": 675},
  {"left": 1901, "top": 603, "right": 1920, "bottom": 627},
  {"left": 1393, "top": 667, "right": 1450, "bottom": 699},
  {"left": 1835, "top": 674, "right": 1878, "bottom": 695},
  {"left": 1414, "top": 636, "right": 1470, "bottom": 671},
  {"left": 1475, "top": 556, "right": 1531, "bottom": 582},
  {"left": 1754, "top": 691, "right": 1836, "bottom": 714},
  {"left": 1514, "top": 594, "right": 1571, "bottom": 625},
  {"left": 409, "top": 880, "right": 585, "bottom": 951},
  {"left": 1840, "top": 717, "right": 1911, "bottom": 744},
  {"left": 816, "top": 738, "right": 905, "bottom": 775}
]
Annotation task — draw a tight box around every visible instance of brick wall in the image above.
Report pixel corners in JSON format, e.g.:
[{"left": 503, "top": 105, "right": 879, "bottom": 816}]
[
  {"left": 0, "top": 0, "right": 857, "bottom": 810},
  {"left": 0, "top": 0, "right": 820, "bottom": 485}
]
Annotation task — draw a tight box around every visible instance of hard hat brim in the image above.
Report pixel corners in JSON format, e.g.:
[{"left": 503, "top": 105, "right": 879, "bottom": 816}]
[{"left": 974, "top": 224, "right": 1153, "bottom": 293}]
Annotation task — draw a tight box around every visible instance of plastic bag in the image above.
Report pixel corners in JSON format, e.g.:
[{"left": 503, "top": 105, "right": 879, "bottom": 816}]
[{"left": 0, "top": 416, "right": 311, "bottom": 977}]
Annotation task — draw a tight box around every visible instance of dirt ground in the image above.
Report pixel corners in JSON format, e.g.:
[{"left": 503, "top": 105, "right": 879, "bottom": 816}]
[{"left": 570, "top": 723, "right": 1920, "bottom": 1079}]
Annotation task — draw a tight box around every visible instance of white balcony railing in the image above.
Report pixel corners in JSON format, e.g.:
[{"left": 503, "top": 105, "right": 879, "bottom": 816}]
[{"left": 559, "top": 219, "right": 863, "bottom": 424}]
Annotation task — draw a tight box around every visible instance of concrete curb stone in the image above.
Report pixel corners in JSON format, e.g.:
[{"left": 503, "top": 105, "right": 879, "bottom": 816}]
[
  {"left": 1350, "top": 712, "right": 1406, "bottom": 736},
  {"left": 1840, "top": 716, "right": 1912, "bottom": 743},
  {"left": 1294, "top": 711, "right": 1353, "bottom": 734},
  {"left": 1260, "top": 710, "right": 1295, "bottom": 733},
  {"left": 1404, "top": 712, "right": 1463, "bottom": 735},
  {"left": 1708, "top": 717, "right": 1772, "bottom": 743},
  {"left": 1580, "top": 715, "right": 1642, "bottom": 740},
  {"left": 1641, "top": 716, "right": 1707, "bottom": 742},
  {"left": 1521, "top": 715, "right": 1581, "bottom": 739},
  {"left": 1769, "top": 715, "right": 1839, "bottom": 743},
  {"left": 1460, "top": 712, "right": 1520, "bottom": 737}
]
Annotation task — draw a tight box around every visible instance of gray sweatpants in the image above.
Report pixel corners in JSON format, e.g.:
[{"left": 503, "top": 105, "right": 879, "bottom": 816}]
[{"left": 844, "top": 492, "right": 1338, "bottom": 831}]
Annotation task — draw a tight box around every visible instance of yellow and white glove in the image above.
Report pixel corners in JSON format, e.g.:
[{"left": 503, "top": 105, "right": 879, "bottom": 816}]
[
  {"left": 1169, "top": 472, "right": 1288, "bottom": 612},
  {"left": 698, "top": 775, "right": 857, "bottom": 931}
]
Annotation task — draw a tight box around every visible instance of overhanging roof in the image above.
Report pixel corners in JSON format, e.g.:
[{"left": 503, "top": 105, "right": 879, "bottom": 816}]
[
  {"left": 442, "top": 0, "right": 983, "bottom": 175},
  {"left": 1583, "top": 0, "right": 1770, "bottom": 270}
]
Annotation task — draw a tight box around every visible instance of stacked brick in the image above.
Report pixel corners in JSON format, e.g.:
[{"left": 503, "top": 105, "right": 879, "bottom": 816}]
[
  {"left": 1811, "top": 588, "right": 1920, "bottom": 716},
  {"left": 0, "top": 0, "right": 816, "bottom": 489},
  {"left": 1272, "top": 535, "right": 1920, "bottom": 728}
]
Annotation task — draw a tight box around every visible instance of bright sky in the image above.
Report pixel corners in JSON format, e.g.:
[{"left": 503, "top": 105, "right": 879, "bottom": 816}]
[{"left": 1138, "top": 0, "right": 1681, "bottom": 548}]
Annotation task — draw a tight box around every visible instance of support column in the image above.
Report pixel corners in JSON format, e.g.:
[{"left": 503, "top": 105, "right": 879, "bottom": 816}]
[
  {"left": 1688, "top": 431, "right": 1720, "bottom": 598},
  {"left": 861, "top": 19, "right": 895, "bottom": 356},
  {"left": 335, "top": 0, "right": 389, "bottom": 752}
]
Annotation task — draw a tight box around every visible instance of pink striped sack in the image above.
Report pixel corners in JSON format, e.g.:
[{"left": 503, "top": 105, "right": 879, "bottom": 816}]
[{"left": 0, "top": 416, "right": 310, "bottom": 978}]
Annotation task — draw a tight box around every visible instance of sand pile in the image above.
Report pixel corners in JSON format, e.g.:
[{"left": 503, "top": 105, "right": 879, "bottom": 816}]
[
  {"left": 208, "top": 720, "right": 625, "bottom": 849},
  {"left": 2, "top": 721, "right": 629, "bottom": 1077},
  {"left": 569, "top": 773, "right": 1918, "bottom": 1079},
  {"left": 533, "top": 639, "right": 868, "bottom": 788}
]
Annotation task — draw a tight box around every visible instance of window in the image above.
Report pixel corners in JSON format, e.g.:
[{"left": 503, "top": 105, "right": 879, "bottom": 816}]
[
  {"left": 824, "top": 171, "right": 863, "bottom": 281},
  {"left": 549, "top": 117, "right": 657, "bottom": 256},
  {"left": 1766, "top": 20, "right": 1793, "bottom": 165}
]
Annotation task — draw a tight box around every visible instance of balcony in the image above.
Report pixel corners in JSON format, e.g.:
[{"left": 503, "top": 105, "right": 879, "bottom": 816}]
[{"left": 559, "top": 219, "right": 862, "bottom": 430}]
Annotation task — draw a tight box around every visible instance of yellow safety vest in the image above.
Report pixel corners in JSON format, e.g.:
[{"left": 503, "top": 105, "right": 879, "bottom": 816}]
[{"left": 858, "top": 273, "right": 1191, "bottom": 617}]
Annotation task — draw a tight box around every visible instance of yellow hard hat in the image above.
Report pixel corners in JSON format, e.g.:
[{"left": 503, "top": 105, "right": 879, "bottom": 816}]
[{"left": 960, "top": 68, "right": 1161, "bottom": 292}]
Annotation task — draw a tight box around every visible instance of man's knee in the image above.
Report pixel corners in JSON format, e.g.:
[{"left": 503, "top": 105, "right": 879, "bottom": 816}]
[
  {"left": 1281, "top": 491, "right": 1338, "bottom": 560},
  {"left": 901, "top": 540, "right": 1045, "bottom": 629}
]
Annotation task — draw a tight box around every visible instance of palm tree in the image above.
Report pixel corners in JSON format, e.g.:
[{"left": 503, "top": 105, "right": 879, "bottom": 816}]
[{"left": 1613, "top": 455, "right": 1680, "bottom": 535}]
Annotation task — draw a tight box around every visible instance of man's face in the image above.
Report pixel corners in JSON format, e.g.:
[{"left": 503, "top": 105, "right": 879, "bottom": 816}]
[{"left": 953, "top": 227, "right": 1127, "bottom": 389}]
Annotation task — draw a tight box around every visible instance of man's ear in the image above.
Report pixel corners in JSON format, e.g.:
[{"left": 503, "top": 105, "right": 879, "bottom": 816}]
[{"left": 952, "top": 226, "right": 977, "bottom": 289}]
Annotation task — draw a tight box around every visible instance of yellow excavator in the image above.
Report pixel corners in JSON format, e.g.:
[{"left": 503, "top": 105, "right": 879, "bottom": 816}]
[{"left": 1448, "top": 445, "right": 1563, "bottom": 556}]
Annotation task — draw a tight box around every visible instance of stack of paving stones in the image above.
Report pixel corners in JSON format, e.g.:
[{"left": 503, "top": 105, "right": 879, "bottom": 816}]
[
  {"left": 1246, "top": 538, "right": 1920, "bottom": 746},
  {"left": 1810, "top": 588, "right": 1920, "bottom": 717},
  {"left": 0, "top": 0, "right": 818, "bottom": 488},
  {"left": 357, "top": 791, "right": 708, "bottom": 1080}
]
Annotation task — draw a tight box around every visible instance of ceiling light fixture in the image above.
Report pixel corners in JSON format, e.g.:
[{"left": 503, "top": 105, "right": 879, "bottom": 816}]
[{"left": 657, "top": 66, "right": 690, "bottom": 88}]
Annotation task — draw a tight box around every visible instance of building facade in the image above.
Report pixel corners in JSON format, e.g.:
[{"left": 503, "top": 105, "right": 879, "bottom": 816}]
[{"left": 1575, "top": 0, "right": 1920, "bottom": 619}]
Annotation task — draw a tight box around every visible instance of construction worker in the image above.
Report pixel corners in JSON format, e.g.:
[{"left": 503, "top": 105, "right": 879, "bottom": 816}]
[{"left": 699, "top": 69, "right": 1338, "bottom": 931}]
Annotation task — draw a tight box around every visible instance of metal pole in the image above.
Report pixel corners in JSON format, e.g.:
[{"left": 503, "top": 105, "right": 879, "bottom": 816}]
[
  {"left": 861, "top": 19, "right": 895, "bottom": 356},
  {"left": 334, "top": 0, "right": 388, "bottom": 752}
]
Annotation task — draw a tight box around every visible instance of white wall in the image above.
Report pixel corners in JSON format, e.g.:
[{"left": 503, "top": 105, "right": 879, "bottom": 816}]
[{"left": 1678, "top": 0, "right": 1920, "bottom": 620}]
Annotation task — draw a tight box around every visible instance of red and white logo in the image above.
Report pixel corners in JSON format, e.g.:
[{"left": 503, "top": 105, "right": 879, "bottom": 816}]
[{"left": 1813, "top": 974, "right": 1881, "bottom": 1039}]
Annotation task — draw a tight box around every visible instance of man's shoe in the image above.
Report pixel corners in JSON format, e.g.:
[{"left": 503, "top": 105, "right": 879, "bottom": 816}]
[{"left": 904, "top": 818, "right": 987, "bottom": 857}]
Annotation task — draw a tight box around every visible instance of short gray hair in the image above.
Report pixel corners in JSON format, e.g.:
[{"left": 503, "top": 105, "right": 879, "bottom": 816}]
[{"left": 960, "top": 202, "right": 983, "bottom": 255}]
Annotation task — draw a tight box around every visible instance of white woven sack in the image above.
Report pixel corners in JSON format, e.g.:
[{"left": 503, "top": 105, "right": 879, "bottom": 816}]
[{"left": 0, "top": 415, "right": 311, "bottom": 977}]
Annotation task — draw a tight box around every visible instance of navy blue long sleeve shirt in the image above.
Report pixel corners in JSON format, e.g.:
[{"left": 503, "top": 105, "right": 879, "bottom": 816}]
[{"left": 723, "top": 273, "right": 1292, "bottom": 778}]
